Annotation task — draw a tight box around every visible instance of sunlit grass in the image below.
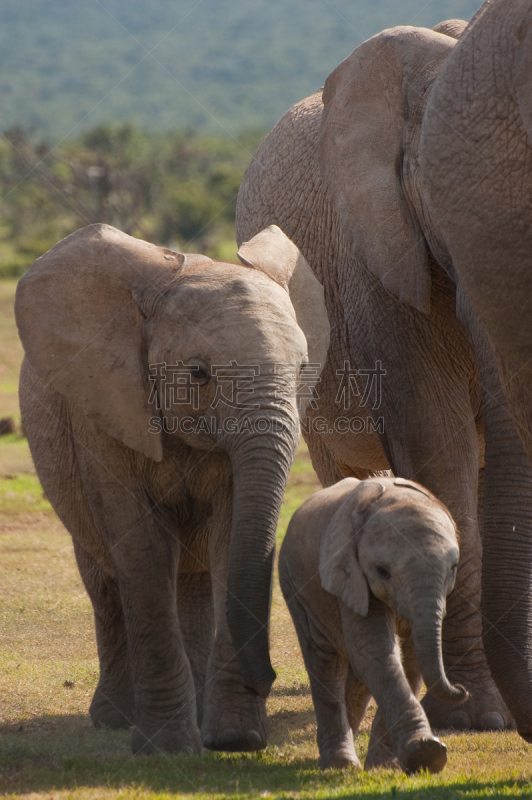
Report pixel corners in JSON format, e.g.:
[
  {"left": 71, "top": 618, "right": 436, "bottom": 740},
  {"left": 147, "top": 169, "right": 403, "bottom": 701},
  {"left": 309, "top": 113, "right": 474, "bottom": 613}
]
[{"left": 0, "top": 473, "right": 52, "bottom": 514}]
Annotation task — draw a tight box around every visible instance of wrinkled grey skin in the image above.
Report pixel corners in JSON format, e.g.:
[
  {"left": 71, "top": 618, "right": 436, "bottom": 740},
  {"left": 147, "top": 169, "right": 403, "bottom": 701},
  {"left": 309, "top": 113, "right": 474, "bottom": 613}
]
[
  {"left": 279, "top": 477, "right": 466, "bottom": 773},
  {"left": 420, "top": 0, "right": 532, "bottom": 743},
  {"left": 237, "top": 18, "right": 523, "bottom": 733},
  {"left": 15, "top": 223, "right": 329, "bottom": 755}
]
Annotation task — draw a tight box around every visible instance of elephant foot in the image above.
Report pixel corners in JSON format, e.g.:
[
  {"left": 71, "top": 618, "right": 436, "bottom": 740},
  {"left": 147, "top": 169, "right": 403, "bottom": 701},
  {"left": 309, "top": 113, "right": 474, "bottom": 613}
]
[
  {"left": 365, "top": 734, "right": 400, "bottom": 771},
  {"left": 401, "top": 737, "right": 447, "bottom": 775},
  {"left": 318, "top": 731, "right": 360, "bottom": 770},
  {"left": 202, "top": 684, "right": 268, "bottom": 752},
  {"left": 319, "top": 748, "right": 361, "bottom": 770},
  {"left": 422, "top": 672, "right": 513, "bottom": 731},
  {"left": 90, "top": 686, "right": 135, "bottom": 730},
  {"left": 131, "top": 721, "right": 202, "bottom": 755},
  {"left": 203, "top": 728, "right": 265, "bottom": 752}
]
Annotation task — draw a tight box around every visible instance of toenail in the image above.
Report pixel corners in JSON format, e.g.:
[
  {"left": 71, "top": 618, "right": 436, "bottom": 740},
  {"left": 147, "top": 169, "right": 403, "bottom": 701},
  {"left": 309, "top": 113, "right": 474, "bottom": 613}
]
[{"left": 247, "top": 730, "right": 262, "bottom": 745}]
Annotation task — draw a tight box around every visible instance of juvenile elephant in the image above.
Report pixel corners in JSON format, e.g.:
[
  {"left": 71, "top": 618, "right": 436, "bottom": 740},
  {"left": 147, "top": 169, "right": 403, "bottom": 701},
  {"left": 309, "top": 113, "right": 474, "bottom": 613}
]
[
  {"left": 236, "top": 19, "right": 526, "bottom": 733},
  {"left": 279, "top": 477, "right": 466, "bottom": 773},
  {"left": 15, "top": 223, "right": 329, "bottom": 754}
]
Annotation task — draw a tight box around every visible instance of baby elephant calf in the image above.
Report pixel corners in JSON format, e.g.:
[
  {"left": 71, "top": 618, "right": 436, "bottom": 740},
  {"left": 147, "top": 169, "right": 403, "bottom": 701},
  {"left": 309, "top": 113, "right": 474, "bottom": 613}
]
[{"left": 279, "top": 477, "right": 467, "bottom": 774}]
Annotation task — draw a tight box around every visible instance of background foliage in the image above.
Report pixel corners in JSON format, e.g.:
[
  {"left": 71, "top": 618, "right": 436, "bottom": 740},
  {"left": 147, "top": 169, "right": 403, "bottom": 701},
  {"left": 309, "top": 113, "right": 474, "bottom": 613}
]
[
  {"left": 0, "top": 124, "right": 262, "bottom": 277},
  {"left": 0, "top": 0, "right": 483, "bottom": 139}
]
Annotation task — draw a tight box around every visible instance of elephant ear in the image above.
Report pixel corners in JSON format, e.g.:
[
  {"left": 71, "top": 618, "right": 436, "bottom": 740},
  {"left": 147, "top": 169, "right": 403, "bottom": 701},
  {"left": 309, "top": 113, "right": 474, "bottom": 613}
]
[
  {"left": 319, "top": 26, "right": 455, "bottom": 314},
  {"left": 237, "top": 225, "right": 330, "bottom": 368},
  {"left": 393, "top": 477, "right": 433, "bottom": 499},
  {"left": 432, "top": 19, "right": 468, "bottom": 39},
  {"left": 319, "top": 481, "right": 386, "bottom": 616},
  {"left": 15, "top": 224, "right": 185, "bottom": 462}
]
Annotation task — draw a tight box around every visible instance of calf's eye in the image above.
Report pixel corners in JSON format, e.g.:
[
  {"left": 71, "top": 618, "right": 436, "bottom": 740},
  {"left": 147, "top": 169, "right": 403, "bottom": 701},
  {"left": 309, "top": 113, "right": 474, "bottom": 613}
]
[
  {"left": 187, "top": 358, "right": 211, "bottom": 386},
  {"left": 376, "top": 565, "right": 391, "bottom": 580}
]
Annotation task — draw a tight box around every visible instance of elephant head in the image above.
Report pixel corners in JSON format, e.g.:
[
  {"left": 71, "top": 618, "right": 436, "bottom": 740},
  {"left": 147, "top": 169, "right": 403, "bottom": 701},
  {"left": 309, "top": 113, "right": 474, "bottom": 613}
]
[
  {"left": 15, "top": 223, "right": 330, "bottom": 699},
  {"left": 319, "top": 477, "right": 467, "bottom": 705}
]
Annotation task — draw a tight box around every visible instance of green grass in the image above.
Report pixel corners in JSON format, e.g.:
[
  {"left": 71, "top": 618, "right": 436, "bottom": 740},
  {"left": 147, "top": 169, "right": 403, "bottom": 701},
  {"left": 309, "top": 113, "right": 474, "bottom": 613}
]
[
  {"left": 0, "top": 279, "right": 23, "bottom": 419},
  {"left": 1, "top": 278, "right": 532, "bottom": 797}
]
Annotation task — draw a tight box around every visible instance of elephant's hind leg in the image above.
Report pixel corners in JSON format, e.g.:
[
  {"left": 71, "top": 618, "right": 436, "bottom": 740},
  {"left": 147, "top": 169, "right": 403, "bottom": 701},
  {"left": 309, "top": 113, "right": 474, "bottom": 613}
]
[
  {"left": 74, "top": 542, "right": 135, "bottom": 730},
  {"left": 282, "top": 587, "right": 359, "bottom": 769},
  {"left": 300, "top": 620, "right": 358, "bottom": 769},
  {"left": 365, "top": 709, "right": 400, "bottom": 770},
  {"left": 344, "top": 665, "right": 371, "bottom": 733},
  {"left": 20, "top": 364, "right": 135, "bottom": 729}
]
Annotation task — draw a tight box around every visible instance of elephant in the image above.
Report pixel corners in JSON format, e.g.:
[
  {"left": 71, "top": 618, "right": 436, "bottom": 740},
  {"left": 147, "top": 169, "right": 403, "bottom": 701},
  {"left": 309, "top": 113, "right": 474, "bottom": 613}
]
[
  {"left": 236, "top": 17, "right": 528, "bottom": 733},
  {"left": 279, "top": 476, "right": 466, "bottom": 773},
  {"left": 15, "top": 222, "right": 330, "bottom": 755},
  {"left": 420, "top": 0, "right": 532, "bottom": 742}
]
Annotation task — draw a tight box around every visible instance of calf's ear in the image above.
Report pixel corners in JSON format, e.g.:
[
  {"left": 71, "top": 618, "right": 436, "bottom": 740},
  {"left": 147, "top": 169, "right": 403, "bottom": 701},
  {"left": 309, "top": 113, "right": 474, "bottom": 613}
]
[{"left": 319, "top": 489, "right": 370, "bottom": 617}]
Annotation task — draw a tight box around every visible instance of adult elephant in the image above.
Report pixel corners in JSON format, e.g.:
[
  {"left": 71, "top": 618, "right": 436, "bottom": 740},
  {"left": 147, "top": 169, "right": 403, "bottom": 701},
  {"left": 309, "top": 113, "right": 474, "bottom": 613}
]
[
  {"left": 421, "top": 0, "right": 532, "bottom": 742},
  {"left": 15, "top": 223, "right": 329, "bottom": 754},
  {"left": 236, "top": 18, "right": 527, "bottom": 733}
]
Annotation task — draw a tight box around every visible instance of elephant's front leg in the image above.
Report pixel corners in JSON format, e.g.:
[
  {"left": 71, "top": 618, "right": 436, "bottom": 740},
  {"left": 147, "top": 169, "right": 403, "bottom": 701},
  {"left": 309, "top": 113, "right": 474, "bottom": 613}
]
[
  {"left": 342, "top": 605, "right": 446, "bottom": 775},
  {"left": 109, "top": 516, "right": 201, "bottom": 754},
  {"left": 365, "top": 625, "right": 421, "bottom": 771},
  {"left": 178, "top": 570, "right": 214, "bottom": 727},
  {"left": 201, "top": 525, "right": 268, "bottom": 752}
]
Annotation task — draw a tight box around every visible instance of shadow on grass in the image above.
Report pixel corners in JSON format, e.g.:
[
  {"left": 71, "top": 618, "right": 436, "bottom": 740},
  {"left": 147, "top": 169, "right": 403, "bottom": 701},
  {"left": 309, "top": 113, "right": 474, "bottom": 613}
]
[
  {"left": 269, "top": 707, "right": 316, "bottom": 747},
  {"left": 1, "top": 714, "right": 531, "bottom": 798}
]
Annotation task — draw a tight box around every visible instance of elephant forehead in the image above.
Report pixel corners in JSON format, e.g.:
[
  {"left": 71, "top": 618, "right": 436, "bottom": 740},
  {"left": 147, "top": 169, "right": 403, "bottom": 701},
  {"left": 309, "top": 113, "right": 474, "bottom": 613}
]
[
  {"left": 167, "top": 272, "right": 294, "bottom": 317},
  {"left": 365, "top": 503, "right": 456, "bottom": 547},
  {"left": 158, "top": 275, "right": 307, "bottom": 364}
]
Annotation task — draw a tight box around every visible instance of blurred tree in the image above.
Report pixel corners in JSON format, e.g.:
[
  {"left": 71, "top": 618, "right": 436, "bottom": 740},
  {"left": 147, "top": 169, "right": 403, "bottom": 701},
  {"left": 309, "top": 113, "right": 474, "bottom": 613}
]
[{"left": 0, "top": 123, "right": 262, "bottom": 277}]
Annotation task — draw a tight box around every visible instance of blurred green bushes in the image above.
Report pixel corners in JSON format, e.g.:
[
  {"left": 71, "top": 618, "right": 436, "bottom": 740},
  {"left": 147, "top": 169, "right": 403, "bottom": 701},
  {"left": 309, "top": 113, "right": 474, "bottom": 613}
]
[{"left": 0, "top": 123, "right": 264, "bottom": 278}]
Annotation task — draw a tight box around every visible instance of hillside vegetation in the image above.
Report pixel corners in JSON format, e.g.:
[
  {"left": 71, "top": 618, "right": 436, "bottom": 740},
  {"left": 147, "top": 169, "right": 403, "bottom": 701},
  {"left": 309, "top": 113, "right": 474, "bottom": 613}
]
[{"left": 0, "top": 0, "right": 482, "bottom": 138}]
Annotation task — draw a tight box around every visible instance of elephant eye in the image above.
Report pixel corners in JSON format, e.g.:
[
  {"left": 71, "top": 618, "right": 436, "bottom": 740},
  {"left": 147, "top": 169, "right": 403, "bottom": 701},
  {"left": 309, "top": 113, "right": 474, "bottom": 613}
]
[
  {"left": 376, "top": 565, "right": 391, "bottom": 580},
  {"left": 187, "top": 358, "right": 211, "bottom": 386}
]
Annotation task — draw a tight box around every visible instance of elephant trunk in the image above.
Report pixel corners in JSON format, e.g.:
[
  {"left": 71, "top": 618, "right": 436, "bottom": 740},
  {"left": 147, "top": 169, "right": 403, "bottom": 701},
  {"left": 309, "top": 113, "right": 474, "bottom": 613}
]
[
  {"left": 225, "top": 411, "right": 297, "bottom": 698},
  {"left": 408, "top": 590, "right": 468, "bottom": 706}
]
